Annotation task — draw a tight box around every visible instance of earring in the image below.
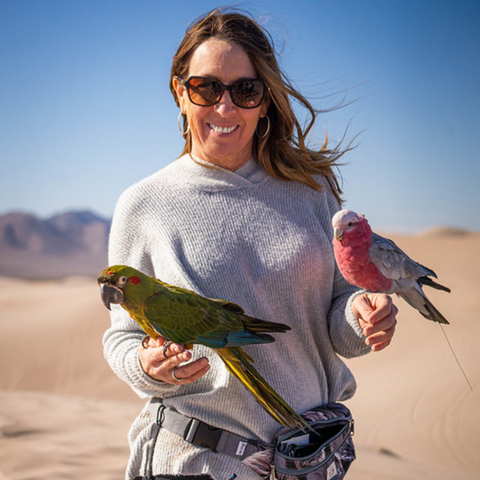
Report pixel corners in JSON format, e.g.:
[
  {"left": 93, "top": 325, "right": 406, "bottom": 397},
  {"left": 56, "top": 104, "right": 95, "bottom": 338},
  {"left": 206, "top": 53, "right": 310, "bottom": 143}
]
[
  {"left": 178, "top": 112, "right": 190, "bottom": 135},
  {"left": 256, "top": 115, "right": 270, "bottom": 139}
]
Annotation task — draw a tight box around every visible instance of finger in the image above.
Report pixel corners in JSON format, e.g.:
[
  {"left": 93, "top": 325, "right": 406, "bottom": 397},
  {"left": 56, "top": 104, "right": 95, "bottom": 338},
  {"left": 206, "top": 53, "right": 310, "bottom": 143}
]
[
  {"left": 163, "top": 342, "right": 186, "bottom": 359},
  {"left": 352, "top": 295, "right": 376, "bottom": 327},
  {"left": 369, "top": 322, "right": 396, "bottom": 351},
  {"left": 164, "top": 349, "right": 192, "bottom": 369},
  {"left": 365, "top": 322, "right": 396, "bottom": 351},
  {"left": 363, "top": 304, "right": 398, "bottom": 337},
  {"left": 370, "top": 340, "right": 392, "bottom": 352},
  {"left": 171, "top": 357, "right": 210, "bottom": 384},
  {"left": 142, "top": 347, "right": 191, "bottom": 376},
  {"left": 368, "top": 297, "right": 394, "bottom": 325},
  {"left": 141, "top": 336, "right": 161, "bottom": 349},
  {"left": 182, "top": 362, "right": 211, "bottom": 384},
  {"left": 141, "top": 348, "right": 192, "bottom": 382},
  {"left": 365, "top": 325, "right": 395, "bottom": 346},
  {"left": 141, "top": 336, "right": 185, "bottom": 358}
]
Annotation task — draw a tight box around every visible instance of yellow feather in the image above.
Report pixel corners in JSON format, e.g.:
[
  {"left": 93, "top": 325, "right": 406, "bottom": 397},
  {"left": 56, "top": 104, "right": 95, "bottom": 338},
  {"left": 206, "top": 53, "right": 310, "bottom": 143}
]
[{"left": 216, "top": 347, "right": 310, "bottom": 431}]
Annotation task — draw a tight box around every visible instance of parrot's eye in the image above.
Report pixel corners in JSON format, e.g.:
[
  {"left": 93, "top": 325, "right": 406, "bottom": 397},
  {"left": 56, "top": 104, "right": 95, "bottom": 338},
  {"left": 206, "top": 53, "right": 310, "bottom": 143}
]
[
  {"left": 118, "top": 276, "right": 127, "bottom": 286},
  {"left": 346, "top": 222, "right": 353, "bottom": 228}
]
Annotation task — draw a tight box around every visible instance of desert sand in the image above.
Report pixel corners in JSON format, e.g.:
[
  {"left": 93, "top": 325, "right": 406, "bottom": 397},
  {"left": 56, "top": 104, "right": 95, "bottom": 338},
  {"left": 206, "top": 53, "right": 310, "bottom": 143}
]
[{"left": 1, "top": 230, "right": 479, "bottom": 479}]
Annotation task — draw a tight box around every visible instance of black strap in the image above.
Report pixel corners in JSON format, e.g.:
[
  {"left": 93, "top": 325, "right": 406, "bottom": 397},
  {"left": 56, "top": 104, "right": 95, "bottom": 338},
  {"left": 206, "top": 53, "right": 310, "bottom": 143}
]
[{"left": 148, "top": 398, "right": 263, "bottom": 460}]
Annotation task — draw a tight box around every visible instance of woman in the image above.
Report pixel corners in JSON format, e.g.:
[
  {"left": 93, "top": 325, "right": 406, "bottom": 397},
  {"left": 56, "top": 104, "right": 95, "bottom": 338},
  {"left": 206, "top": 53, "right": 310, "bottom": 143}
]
[{"left": 104, "top": 9, "right": 397, "bottom": 480}]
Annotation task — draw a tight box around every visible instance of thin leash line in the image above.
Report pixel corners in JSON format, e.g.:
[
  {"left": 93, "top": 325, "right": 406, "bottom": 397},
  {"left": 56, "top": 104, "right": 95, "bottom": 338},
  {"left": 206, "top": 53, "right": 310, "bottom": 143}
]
[{"left": 439, "top": 323, "right": 473, "bottom": 391}]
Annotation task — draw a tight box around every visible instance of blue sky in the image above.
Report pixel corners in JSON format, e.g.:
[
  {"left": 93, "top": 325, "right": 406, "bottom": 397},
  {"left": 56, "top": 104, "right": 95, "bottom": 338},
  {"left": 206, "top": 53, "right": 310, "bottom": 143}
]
[{"left": 1, "top": 0, "right": 479, "bottom": 232}]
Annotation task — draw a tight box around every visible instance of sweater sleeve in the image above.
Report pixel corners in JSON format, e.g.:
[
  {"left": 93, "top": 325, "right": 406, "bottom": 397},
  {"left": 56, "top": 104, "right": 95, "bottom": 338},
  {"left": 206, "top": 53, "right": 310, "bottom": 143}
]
[
  {"left": 327, "top": 269, "right": 372, "bottom": 358},
  {"left": 102, "top": 186, "right": 181, "bottom": 398}
]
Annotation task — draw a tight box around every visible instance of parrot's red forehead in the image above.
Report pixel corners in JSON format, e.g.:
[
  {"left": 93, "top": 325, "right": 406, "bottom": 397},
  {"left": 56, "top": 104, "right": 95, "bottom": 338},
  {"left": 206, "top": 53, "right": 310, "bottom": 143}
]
[{"left": 105, "top": 270, "right": 141, "bottom": 285}]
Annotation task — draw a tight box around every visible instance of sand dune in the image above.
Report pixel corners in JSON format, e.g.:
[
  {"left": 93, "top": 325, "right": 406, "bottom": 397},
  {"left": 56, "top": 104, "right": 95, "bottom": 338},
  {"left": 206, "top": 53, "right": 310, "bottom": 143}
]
[
  {"left": 344, "top": 230, "right": 480, "bottom": 479},
  {"left": 0, "top": 391, "right": 140, "bottom": 480},
  {"left": 0, "top": 231, "right": 479, "bottom": 479}
]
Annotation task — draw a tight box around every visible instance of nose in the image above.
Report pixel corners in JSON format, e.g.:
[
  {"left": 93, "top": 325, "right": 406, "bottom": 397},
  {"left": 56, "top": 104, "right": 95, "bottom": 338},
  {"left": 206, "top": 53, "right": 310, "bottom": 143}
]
[{"left": 214, "top": 89, "right": 237, "bottom": 114}]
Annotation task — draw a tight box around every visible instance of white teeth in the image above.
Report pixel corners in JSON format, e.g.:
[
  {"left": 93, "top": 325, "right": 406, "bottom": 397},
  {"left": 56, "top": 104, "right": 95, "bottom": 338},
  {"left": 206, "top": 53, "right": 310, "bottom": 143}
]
[{"left": 210, "top": 124, "right": 237, "bottom": 134}]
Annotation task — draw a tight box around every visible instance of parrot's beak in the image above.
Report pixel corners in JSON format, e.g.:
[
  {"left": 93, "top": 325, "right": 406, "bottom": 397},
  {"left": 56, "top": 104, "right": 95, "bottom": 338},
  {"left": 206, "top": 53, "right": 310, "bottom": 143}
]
[
  {"left": 99, "top": 282, "right": 124, "bottom": 310},
  {"left": 334, "top": 227, "right": 344, "bottom": 242}
]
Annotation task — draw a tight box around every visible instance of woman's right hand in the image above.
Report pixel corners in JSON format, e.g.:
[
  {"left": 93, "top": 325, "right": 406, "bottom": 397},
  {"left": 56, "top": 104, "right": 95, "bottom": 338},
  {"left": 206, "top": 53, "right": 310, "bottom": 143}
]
[{"left": 138, "top": 336, "right": 210, "bottom": 385}]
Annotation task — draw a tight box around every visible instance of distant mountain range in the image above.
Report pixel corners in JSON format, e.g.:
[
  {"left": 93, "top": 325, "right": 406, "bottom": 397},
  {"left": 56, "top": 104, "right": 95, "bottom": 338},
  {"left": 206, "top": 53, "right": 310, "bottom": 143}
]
[
  {"left": 2, "top": 210, "right": 477, "bottom": 280},
  {"left": 0, "top": 211, "right": 111, "bottom": 279}
]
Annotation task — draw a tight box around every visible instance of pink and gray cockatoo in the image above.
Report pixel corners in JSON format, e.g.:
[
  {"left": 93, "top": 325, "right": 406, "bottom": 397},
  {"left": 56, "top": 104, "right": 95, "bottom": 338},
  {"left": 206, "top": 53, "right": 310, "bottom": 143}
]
[{"left": 332, "top": 209, "right": 451, "bottom": 324}]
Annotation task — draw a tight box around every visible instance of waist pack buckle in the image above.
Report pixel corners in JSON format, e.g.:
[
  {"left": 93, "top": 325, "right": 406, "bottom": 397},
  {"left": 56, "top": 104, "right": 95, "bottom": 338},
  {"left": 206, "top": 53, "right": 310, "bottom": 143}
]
[{"left": 183, "top": 418, "right": 223, "bottom": 452}]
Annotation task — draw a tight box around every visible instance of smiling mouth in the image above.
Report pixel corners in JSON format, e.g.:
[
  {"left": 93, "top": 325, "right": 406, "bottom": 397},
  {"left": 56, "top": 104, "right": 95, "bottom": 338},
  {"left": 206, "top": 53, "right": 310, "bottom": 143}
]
[{"left": 209, "top": 123, "right": 238, "bottom": 134}]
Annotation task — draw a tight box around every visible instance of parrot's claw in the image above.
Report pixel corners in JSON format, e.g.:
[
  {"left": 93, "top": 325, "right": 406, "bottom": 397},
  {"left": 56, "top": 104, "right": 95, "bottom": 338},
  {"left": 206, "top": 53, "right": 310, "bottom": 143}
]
[
  {"left": 162, "top": 341, "right": 173, "bottom": 357},
  {"left": 141, "top": 336, "right": 151, "bottom": 349}
]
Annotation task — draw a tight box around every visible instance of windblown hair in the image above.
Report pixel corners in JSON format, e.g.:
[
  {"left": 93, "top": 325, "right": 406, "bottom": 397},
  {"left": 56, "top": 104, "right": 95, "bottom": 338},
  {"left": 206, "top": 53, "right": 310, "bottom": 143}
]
[{"left": 170, "top": 8, "right": 345, "bottom": 203}]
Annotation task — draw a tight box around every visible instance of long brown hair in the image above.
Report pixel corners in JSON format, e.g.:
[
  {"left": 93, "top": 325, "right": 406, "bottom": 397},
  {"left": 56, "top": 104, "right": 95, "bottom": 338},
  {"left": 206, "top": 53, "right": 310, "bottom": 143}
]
[{"left": 170, "top": 8, "right": 346, "bottom": 203}]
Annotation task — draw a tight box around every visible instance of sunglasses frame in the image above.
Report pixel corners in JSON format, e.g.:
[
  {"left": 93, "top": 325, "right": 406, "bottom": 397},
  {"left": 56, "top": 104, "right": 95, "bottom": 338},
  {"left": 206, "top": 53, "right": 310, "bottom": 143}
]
[{"left": 176, "top": 76, "right": 267, "bottom": 109}]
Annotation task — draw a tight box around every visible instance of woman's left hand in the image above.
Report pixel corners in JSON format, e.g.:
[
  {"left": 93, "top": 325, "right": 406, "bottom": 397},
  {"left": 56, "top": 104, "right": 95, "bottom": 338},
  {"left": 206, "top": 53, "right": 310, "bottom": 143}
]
[{"left": 351, "top": 293, "right": 398, "bottom": 352}]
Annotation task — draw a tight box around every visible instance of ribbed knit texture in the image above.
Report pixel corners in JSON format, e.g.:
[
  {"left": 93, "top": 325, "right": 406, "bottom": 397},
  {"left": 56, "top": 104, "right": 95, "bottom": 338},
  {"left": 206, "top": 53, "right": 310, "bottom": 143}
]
[{"left": 103, "top": 155, "right": 370, "bottom": 480}]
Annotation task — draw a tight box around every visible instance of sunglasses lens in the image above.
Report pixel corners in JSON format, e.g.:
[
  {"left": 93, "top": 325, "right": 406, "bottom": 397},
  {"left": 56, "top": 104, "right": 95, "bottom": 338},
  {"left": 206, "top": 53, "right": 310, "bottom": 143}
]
[
  {"left": 232, "top": 80, "right": 265, "bottom": 108},
  {"left": 185, "top": 77, "right": 265, "bottom": 108},
  {"left": 186, "top": 78, "right": 222, "bottom": 106}
]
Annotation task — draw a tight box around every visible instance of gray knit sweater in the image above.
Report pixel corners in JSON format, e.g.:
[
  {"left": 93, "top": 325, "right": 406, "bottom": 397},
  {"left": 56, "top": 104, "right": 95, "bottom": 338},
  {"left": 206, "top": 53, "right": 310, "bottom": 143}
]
[{"left": 103, "top": 154, "right": 370, "bottom": 480}]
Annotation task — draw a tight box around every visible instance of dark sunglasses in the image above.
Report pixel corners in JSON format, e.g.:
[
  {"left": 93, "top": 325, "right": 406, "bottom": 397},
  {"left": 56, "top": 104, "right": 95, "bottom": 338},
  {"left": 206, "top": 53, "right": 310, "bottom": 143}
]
[{"left": 176, "top": 76, "right": 267, "bottom": 109}]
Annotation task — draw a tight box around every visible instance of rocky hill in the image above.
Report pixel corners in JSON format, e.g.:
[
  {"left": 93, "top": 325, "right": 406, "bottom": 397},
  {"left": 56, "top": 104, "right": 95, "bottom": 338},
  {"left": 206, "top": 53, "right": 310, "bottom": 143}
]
[{"left": 0, "top": 211, "right": 110, "bottom": 278}]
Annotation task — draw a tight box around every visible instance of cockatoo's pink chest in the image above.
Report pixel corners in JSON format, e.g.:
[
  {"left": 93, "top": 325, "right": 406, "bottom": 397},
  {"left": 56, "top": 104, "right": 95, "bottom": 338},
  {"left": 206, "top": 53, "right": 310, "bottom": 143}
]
[{"left": 333, "top": 223, "right": 393, "bottom": 292}]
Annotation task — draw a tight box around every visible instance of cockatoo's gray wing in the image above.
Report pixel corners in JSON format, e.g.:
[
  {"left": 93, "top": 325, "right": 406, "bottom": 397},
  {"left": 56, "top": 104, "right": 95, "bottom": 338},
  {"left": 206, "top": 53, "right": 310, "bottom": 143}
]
[{"left": 369, "top": 233, "right": 436, "bottom": 281}]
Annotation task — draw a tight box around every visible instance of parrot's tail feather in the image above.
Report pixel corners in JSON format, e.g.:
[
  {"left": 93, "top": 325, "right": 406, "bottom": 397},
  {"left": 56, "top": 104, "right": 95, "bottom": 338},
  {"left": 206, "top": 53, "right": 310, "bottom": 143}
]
[
  {"left": 239, "top": 315, "right": 291, "bottom": 333},
  {"left": 423, "top": 296, "right": 450, "bottom": 324},
  {"left": 254, "top": 333, "right": 276, "bottom": 343},
  {"left": 418, "top": 276, "right": 451, "bottom": 293},
  {"left": 397, "top": 289, "right": 449, "bottom": 325},
  {"left": 216, "top": 347, "right": 310, "bottom": 432}
]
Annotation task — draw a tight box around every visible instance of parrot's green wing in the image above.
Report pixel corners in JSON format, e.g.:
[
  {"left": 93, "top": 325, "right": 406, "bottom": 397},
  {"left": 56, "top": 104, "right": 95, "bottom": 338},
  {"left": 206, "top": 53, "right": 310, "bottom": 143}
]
[
  {"left": 119, "top": 273, "right": 310, "bottom": 430},
  {"left": 209, "top": 298, "right": 246, "bottom": 313},
  {"left": 142, "top": 285, "right": 245, "bottom": 347}
]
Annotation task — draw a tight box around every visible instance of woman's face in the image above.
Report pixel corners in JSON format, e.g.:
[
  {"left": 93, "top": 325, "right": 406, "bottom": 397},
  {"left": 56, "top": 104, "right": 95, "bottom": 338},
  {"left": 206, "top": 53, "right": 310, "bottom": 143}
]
[{"left": 173, "top": 38, "right": 269, "bottom": 171}]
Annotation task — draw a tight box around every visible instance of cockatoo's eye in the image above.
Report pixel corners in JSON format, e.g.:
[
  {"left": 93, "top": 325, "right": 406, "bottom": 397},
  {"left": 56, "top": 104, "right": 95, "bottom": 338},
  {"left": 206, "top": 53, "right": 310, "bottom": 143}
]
[
  {"left": 346, "top": 222, "right": 353, "bottom": 228},
  {"left": 118, "top": 276, "right": 127, "bottom": 286}
]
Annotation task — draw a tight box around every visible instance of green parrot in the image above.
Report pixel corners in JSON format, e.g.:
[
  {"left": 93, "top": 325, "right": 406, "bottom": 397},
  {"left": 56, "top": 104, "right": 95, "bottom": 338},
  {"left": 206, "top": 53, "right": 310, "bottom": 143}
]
[{"left": 98, "top": 265, "right": 309, "bottom": 431}]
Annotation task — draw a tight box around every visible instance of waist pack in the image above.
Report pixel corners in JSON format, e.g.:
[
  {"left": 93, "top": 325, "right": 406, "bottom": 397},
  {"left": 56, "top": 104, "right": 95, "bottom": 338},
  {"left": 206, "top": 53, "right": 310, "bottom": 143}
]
[
  {"left": 148, "top": 400, "right": 355, "bottom": 480},
  {"left": 271, "top": 403, "right": 355, "bottom": 479}
]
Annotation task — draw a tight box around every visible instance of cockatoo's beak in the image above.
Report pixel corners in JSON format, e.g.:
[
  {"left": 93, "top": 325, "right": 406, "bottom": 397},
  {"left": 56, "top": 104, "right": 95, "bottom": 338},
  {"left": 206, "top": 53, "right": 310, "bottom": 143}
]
[
  {"left": 334, "top": 227, "right": 344, "bottom": 242},
  {"left": 99, "top": 282, "right": 124, "bottom": 310}
]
